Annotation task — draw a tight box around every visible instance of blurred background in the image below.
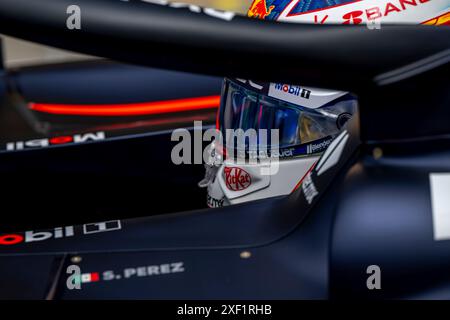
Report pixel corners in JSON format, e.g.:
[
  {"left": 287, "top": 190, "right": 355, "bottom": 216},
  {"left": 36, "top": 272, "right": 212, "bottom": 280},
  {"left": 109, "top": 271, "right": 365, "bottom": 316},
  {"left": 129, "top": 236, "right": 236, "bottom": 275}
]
[{"left": 2, "top": 0, "right": 252, "bottom": 68}]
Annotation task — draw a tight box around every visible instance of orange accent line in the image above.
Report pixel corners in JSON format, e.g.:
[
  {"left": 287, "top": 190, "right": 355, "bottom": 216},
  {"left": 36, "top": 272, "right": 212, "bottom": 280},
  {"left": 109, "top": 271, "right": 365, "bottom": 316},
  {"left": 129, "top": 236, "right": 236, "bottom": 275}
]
[
  {"left": 29, "top": 95, "right": 221, "bottom": 117},
  {"left": 422, "top": 12, "right": 450, "bottom": 26}
]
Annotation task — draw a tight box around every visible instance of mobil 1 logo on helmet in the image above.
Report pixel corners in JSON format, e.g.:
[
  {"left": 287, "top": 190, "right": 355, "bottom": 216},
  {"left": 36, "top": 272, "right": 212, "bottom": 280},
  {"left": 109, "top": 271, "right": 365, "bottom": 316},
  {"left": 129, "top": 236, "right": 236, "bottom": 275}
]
[{"left": 0, "top": 220, "right": 122, "bottom": 246}]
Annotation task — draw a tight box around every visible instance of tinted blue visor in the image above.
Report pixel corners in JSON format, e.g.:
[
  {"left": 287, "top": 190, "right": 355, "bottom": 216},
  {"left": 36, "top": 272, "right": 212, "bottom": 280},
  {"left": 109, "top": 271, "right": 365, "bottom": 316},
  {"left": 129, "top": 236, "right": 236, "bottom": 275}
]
[{"left": 219, "top": 78, "right": 356, "bottom": 153}]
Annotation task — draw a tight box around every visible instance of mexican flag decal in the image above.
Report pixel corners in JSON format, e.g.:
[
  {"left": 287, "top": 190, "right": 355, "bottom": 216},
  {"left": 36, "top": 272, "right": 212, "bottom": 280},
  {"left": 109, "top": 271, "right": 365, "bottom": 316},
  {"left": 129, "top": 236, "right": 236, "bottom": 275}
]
[{"left": 80, "top": 272, "right": 100, "bottom": 283}]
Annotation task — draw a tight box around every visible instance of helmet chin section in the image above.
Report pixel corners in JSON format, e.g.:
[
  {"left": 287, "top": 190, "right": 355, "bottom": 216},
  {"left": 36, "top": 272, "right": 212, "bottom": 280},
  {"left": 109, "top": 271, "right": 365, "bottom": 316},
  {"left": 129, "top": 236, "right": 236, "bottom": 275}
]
[{"left": 207, "top": 156, "right": 318, "bottom": 207}]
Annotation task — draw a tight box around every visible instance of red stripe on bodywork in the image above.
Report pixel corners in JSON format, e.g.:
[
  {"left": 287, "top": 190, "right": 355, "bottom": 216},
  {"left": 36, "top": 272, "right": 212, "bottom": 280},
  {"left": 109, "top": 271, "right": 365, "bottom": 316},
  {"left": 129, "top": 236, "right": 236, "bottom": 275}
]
[{"left": 29, "top": 96, "right": 221, "bottom": 117}]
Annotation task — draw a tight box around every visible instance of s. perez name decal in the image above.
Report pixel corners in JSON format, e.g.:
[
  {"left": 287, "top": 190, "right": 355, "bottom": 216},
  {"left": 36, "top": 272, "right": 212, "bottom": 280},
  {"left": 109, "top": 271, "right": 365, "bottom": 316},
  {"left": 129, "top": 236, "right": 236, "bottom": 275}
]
[
  {"left": 73, "top": 262, "right": 185, "bottom": 284},
  {"left": 104, "top": 262, "right": 185, "bottom": 281},
  {"left": 3, "top": 131, "right": 106, "bottom": 152}
]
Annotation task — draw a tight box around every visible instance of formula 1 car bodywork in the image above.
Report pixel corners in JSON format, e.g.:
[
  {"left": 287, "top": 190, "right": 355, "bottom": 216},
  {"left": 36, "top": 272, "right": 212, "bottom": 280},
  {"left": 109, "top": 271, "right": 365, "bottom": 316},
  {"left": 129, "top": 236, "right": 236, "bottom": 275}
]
[
  {"left": 0, "top": 0, "right": 449, "bottom": 299},
  {"left": 0, "top": 54, "right": 222, "bottom": 231}
]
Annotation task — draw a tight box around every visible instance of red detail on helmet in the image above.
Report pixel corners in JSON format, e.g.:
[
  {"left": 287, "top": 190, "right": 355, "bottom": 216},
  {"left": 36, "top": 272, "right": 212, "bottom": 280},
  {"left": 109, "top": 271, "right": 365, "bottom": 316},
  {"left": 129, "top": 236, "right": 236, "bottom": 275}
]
[
  {"left": 224, "top": 167, "right": 252, "bottom": 191},
  {"left": 342, "top": 11, "right": 363, "bottom": 24},
  {"left": 314, "top": 14, "right": 329, "bottom": 24},
  {"left": 49, "top": 136, "right": 74, "bottom": 144}
]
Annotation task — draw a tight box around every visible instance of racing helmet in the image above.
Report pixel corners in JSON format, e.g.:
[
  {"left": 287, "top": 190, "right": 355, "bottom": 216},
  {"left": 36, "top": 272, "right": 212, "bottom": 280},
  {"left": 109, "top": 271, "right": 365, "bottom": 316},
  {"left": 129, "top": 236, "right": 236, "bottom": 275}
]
[{"left": 200, "top": 0, "right": 449, "bottom": 208}]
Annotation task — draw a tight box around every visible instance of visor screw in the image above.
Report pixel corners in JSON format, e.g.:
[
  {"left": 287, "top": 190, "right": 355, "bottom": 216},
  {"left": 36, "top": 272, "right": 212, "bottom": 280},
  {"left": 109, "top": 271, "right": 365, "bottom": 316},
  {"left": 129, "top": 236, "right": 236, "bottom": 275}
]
[
  {"left": 240, "top": 251, "right": 252, "bottom": 259},
  {"left": 373, "top": 147, "right": 383, "bottom": 160},
  {"left": 71, "top": 256, "right": 82, "bottom": 264}
]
